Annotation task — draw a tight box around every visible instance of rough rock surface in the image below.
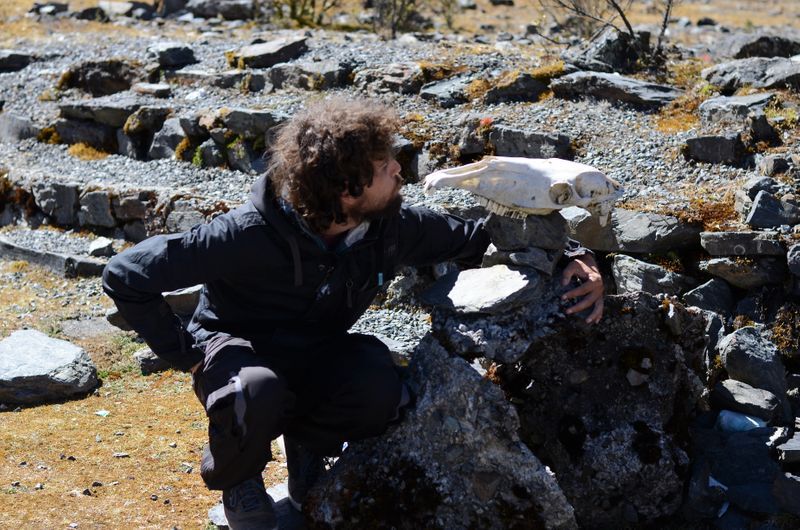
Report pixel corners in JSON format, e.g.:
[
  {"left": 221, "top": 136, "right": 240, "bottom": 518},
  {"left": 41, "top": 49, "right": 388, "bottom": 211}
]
[
  {"left": 493, "top": 293, "right": 706, "bottom": 527},
  {"left": 551, "top": 72, "right": 683, "bottom": 109},
  {"left": 305, "top": 336, "right": 578, "bottom": 530},
  {"left": 0, "top": 329, "right": 98, "bottom": 404},
  {"left": 612, "top": 254, "right": 697, "bottom": 296}
]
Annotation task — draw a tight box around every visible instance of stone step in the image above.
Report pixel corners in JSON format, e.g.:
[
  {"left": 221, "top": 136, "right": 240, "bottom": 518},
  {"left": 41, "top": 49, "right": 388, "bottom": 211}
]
[{"left": 0, "top": 231, "right": 107, "bottom": 277}]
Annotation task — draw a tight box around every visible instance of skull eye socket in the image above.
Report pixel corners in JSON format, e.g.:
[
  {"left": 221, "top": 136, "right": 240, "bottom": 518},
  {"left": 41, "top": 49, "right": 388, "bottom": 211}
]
[{"left": 549, "top": 182, "right": 573, "bottom": 205}]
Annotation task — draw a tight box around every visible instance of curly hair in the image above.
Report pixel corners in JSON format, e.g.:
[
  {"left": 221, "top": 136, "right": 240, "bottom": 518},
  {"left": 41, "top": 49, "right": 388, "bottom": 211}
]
[{"left": 268, "top": 97, "right": 400, "bottom": 233}]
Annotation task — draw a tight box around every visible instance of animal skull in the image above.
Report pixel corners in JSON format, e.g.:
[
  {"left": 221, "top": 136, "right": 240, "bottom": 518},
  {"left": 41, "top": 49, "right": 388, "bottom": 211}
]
[{"left": 423, "top": 156, "right": 623, "bottom": 226}]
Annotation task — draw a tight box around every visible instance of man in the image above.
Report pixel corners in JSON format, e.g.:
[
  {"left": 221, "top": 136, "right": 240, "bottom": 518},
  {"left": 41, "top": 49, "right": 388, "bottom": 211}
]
[{"left": 103, "top": 98, "right": 603, "bottom": 529}]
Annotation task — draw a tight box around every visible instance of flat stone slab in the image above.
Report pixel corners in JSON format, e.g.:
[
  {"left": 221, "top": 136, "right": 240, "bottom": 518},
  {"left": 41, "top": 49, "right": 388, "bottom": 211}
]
[
  {"left": 698, "top": 93, "right": 775, "bottom": 124},
  {"left": 146, "top": 42, "right": 197, "bottom": 68},
  {"left": 702, "top": 57, "right": 800, "bottom": 94},
  {"left": 612, "top": 254, "right": 697, "bottom": 296},
  {"left": 487, "top": 125, "right": 572, "bottom": 158},
  {"left": 777, "top": 434, "right": 800, "bottom": 464},
  {"left": 219, "top": 107, "right": 288, "bottom": 138},
  {"left": 0, "top": 329, "right": 98, "bottom": 404},
  {"left": 422, "top": 264, "right": 543, "bottom": 315},
  {"left": 0, "top": 236, "right": 106, "bottom": 278},
  {"left": 682, "top": 278, "right": 734, "bottom": 316},
  {"left": 0, "top": 49, "right": 32, "bottom": 72},
  {"left": 699, "top": 257, "right": 784, "bottom": 289},
  {"left": 551, "top": 71, "right": 683, "bottom": 109},
  {"left": 700, "top": 231, "right": 784, "bottom": 256},
  {"left": 562, "top": 207, "right": 700, "bottom": 253},
  {"left": 226, "top": 36, "right": 308, "bottom": 69},
  {"left": 684, "top": 133, "right": 744, "bottom": 165},
  {"left": 132, "top": 82, "right": 172, "bottom": 97},
  {"left": 711, "top": 379, "right": 779, "bottom": 422},
  {"left": 419, "top": 76, "right": 471, "bottom": 108},
  {"left": 59, "top": 95, "right": 144, "bottom": 128}
]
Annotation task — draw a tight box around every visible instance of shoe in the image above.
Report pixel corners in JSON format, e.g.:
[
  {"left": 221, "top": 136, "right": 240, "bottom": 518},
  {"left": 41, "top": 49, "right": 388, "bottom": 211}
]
[
  {"left": 222, "top": 474, "right": 277, "bottom": 530},
  {"left": 284, "top": 436, "right": 326, "bottom": 511}
]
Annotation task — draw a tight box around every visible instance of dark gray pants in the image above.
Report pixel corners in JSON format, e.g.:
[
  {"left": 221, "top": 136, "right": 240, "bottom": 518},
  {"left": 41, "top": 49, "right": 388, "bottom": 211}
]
[{"left": 191, "top": 331, "right": 402, "bottom": 491}]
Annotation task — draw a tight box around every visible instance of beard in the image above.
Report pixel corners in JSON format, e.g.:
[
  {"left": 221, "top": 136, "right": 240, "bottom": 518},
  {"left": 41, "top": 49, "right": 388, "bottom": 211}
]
[{"left": 361, "top": 193, "right": 403, "bottom": 222}]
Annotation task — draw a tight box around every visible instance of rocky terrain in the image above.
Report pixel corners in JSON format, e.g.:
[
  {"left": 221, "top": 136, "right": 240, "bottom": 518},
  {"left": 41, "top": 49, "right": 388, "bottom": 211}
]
[{"left": 2, "top": 0, "right": 800, "bottom": 528}]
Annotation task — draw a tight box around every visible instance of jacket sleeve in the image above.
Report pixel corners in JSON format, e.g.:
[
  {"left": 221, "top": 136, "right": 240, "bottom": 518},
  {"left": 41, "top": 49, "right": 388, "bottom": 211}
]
[
  {"left": 395, "top": 206, "right": 491, "bottom": 268},
  {"left": 102, "top": 213, "right": 256, "bottom": 371}
]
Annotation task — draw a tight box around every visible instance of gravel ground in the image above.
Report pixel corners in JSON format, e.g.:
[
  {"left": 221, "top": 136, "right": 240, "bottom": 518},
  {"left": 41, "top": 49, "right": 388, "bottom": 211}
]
[{"left": 0, "top": 225, "right": 126, "bottom": 257}]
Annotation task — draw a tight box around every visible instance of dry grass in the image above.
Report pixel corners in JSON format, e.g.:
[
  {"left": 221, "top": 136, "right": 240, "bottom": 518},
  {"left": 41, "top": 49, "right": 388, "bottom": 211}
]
[
  {"left": 68, "top": 143, "right": 110, "bottom": 161},
  {"left": 621, "top": 184, "right": 740, "bottom": 232},
  {"left": 0, "top": 259, "right": 288, "bottom": 528}
]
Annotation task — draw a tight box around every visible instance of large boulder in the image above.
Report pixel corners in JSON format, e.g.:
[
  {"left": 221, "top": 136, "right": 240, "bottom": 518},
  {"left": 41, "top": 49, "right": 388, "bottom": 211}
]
[
  {"left": 268, "top": 60, "right": 354, "bottom": 91},
  {"left": 0, "top": 50, "right": 32, "bottom": 72},
  {"left": 551, "top": 72, "right": 683, "bottom": 109},
  {"left": 59, "top": 95, "right": 143, "bottom": 128},
  {"left": 726, "top": 33, "right": 800, "bottom": 59},
  {"left": 226, "top": 36, "right": 308, "bottom": 69},
  {"left": 419, "top": 76, "right": 472, "bottom": 108},
  {"left": 684, "top": 133, "right": 745, "bottom": 165},
  {"left": 0, "top": 330, "right": 98, "bottom": 404},
  {"left": 699, "top": 257, "right": 785, "bottom": 290},
  {"left": 491, "top": 293, "right": 706, "bottom": 527},
  {"left": 306, "top": 336, "right": 578, "bottom": 530},
  {"left": 353, "top": 62, "right": 425, "bottom": 95},
  {"left": 698, "top": 93, "right": 775, "bottom": 125}
]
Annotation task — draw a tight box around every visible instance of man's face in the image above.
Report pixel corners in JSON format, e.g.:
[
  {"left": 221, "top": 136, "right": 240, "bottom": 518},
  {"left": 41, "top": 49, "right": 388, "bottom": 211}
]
[{"left": 347, "top": 157, "right": 404, "bottom": 222}]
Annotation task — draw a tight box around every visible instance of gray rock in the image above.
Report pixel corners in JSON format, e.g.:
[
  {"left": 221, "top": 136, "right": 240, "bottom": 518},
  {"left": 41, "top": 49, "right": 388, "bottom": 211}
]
[
  {"left": 419, "top": 76, "right": 471, "bottom": 108},
  {"left": 612, "top": 254, "right": 697, "bottom": 296},
  {"left": 268, "top": 59, "right": 354, "bottom": 90},
  {"left": 454, "top": 113, "right": 489, "bottom": 156},
  {"left": 700, "top": 231, "right": 784, "bottom": 256},
  {"left": 485, "top": 211, "right": 567, "bottom": 251},
  {"left": 195, "top": 138, "right": 225, "bottom": 168},
  {"left": 146, "top": 42, "right": 196, "bottom": 68},
  {"left": 112, "top": 194, "right": 148, "bottom": 221},
  {"left": 482, "top": 243, "right": 560, "bottom": 276},
  {"left": 551, "top": 72, "right": 683, "bottom": 109},
  {"left": 164, "top": 284, "right": 203, "bottom": 316},
  {"left": 116, "top": 129, "right": 137, "bottom": 159},
  {"left": 483, "top": 72, "right": 548, "bottom": 104},
  {"left": 488, "top": 124, "right": 571, "bottom": 158},
  {"left": 422, "top": 264, "right": 543, "bottom": 315},
  {"left": 88, "top": 237, "right": 114, "bottom": 257},
  {"left": 717, "top": 327, "right": 790, "bottom": 421},
  {"left": 745, "top": 190, "right": 800, "bottom": 228},
  {"left": 134, "top": 347, "right": 171, "bottom": 375},
  {"left": 306, "top": 336, "right": 578, "bottom": 530},
  {"left": 226, "top": 36, "right": 308, "bottom": 69},
  {"left": 729, "top": 33, "right": 800, "bottom": 59},
  {"left": 53, "top": 119, "right": 117, "bottom": 151},
  {"left": 60, "top": 96, "right": 142, "bottom": 128},
  {"left": 691, "top": 426, "right": 784, "bottom": 515},
  {"left": 123, "top": 221, "right": 147, "bottom": 242},
  {"left": 488, "top": 293, "right": 705, "bottom": 526},
  {"left": 744, "top": 176, "right": 780, "bottom": 200},
  {"left": 148, "top": 117, "right": 186, "bottom": 159},
  {"left": 0, "top": 329, "right": 98, "bottom": 404},
  {"left": 699, "top": 257, "right": 784, "bottom": 289},
  {"left": 105, "top": 307, "right": 132, "bottom": 331},
  {"left": 788, "top": 244, "right": 800, "bottom": 277},
  {"left": 57, "top": 59, "right": 138, "bottom": 96},
  {"left": 78, "top": 190, "right": 116, "bottom": 228},
  {"left": 132, "top": 82, "right": 171, "bottom": 98},
  {"left": 0, "top": 112, "right": 39, "bottom": 142},
  {"left": 31, "top": 182, "right": 79, "bottom": 226},
  {"left": 353, "top": 62, "right": 425, "bottom": 95},
  {"left": 682, "top": 279, "right": 735, "bottom": 316},
  {"left": 563, "top": 28, "right": 650, "bottom": 74},
  {"left": 186, "top": 0, "right": 255, "bottom": 19},
  {"left": 219, "top": 108, "right": 286, "bottom": 139},
  {"left": 711, "top": 379, "right": 779, "bottom": 422},
  {"left": 166, "top": 201, "right": 204, "bottom": 232},
  {"left": 702, "top": 57, "right": 800, "bottom": 94},
  {"left": 562, "top": 207, "right": 701, "bottom": 253},
  {"left": 698, "top": 93, "right": 775, "bottom": 125},
  {"left": 684, "top": 133, "right": 744, "bottom": 165},
  {"left": 0, "top": 50, "right": 32, "bottom": 73},
  {"left": 774, "top": 473, "right": 800, "bottom": 516},
  {"left": 758, "top": 154, "right": 790, "bottom": 177},
  {"left": 748, "top": 113, "right": 780, "bottom": 145}
]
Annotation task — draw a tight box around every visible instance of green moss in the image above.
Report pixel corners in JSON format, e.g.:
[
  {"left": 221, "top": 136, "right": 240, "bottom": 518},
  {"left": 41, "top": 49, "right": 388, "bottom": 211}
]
[{"left": 192, "top": 146, "right": 204, "bottom": 168}]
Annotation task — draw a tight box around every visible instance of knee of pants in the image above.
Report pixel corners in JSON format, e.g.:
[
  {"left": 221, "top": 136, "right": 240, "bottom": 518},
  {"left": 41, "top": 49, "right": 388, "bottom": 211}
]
[
  {"left": 237, "top": 365, "right": 289, "bottom": 413},
  {"left": 351, "top": 365, "right": 403, "bottom": 427}
]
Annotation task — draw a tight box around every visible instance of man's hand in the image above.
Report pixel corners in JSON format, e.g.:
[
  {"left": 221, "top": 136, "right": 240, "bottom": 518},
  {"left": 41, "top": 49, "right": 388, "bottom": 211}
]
[{"left": 561, "top": 254, "right": 604, "bottom": 325}]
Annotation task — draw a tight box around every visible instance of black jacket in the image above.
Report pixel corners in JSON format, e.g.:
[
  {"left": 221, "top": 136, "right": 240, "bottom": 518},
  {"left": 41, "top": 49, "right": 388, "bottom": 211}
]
[{"left": 102, "top": 176, "right": 491, "bottom": 371}]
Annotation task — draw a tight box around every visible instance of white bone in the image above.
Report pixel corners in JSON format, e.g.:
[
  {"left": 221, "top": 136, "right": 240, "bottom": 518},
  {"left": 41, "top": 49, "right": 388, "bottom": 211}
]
[{"left": 423, "top": 156, "right": 622, "bottom": 226}]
